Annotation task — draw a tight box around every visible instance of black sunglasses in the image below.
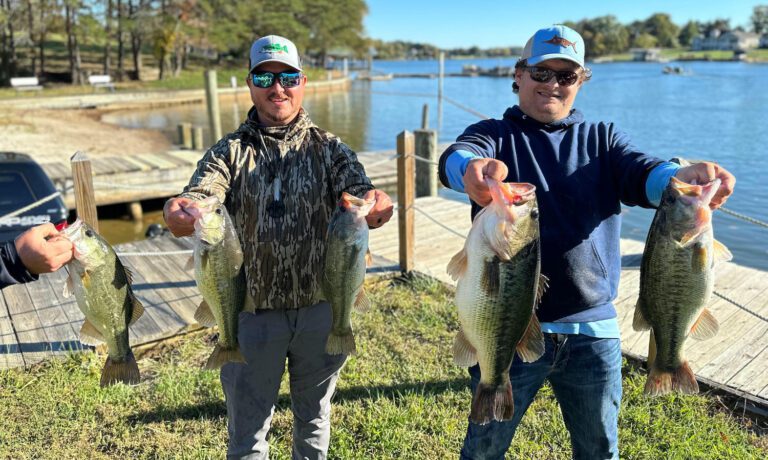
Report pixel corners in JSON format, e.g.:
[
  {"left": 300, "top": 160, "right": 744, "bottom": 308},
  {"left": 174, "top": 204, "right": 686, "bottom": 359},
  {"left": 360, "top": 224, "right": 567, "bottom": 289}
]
[
  {"left": 251, "top": 71, "right": 303, "bottom": 89},
  {"left": 524, "top": 66, "right": 580, "bottom": 86}
]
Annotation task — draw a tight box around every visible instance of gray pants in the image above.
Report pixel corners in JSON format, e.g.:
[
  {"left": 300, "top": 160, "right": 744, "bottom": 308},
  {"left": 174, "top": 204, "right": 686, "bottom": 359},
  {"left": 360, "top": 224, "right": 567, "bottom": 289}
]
[{"left": 221, "top": 301, "right": 347, "bottom": 460}]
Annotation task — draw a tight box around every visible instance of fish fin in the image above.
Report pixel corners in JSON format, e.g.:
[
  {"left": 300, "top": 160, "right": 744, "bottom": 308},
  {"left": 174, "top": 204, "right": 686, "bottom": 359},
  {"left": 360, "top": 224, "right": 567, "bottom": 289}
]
[
  {"left": 689, "top": 308, "right": 719, "bottom": 341},
  {"left": 63, "top": 276, "right": 74, "bottom": 299},
  {"left": 632, "top": 300, "right": 651, "bottom": 331},
  {"left": 470, "top": 380, "right": 514, "bottom": 425},
  {"left": 647, "top": 329, "right": 657, "bottom": 369},
  {"left": 447, "top": 247, "right": 468, "bottom": 281},
  {"left": 325, "top": 330, "right": 356, "bottom": 355},
  {"left": 452, "top": 329, "right": 478, "bottom": 367},
  {"left": 644, "top": 360, "right": 698, "bottom": 396},
  {"left": 79, "top": 319, "right": 105, "bottom": 346},
  {"left": 100, "top": 350, "right": 140, "bottom": 387},
  {"left": 691, "top": 242, "right": 708, "bottom": 274},
  {"left": 194, "top": 300, "right": 217, "bottom": 327},
  {"left": 128, "top": 292, "right": 144, "bottom": 325},
  {"left": 184, "top": 256, "right": 195, "bottom": 271},
  {"left": 516, "top": 315, "right": 545, "bottom": 363},
  {"left": 123, "top": 266, "right": 135, "bottom": 285},
  {"left": 204, "top": 344, "right": 246, "bottom": 370},
  {"left": 243, "top": 293, "right": 257, "bottom": 313},
  {"left": 354, "top": 288, "right": 370, "bottom": 312},
  {"left": 365, "top": 248, "right": 374, "bottom": 268},
  {"left": 535, "top": 274, "right": 549, "bottom": 305},
  {"left": 713, "top": 239, "right": 733, "bottom": 264}
]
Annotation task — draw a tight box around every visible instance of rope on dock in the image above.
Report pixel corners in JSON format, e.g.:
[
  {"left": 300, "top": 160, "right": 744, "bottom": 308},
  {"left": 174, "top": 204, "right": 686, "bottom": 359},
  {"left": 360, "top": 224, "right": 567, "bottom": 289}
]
[
  {"left": 353, "top": 89, "right": 438, "bottom": 99},
  {"left": 362, "top": 153, "right": 401, "bottom": 169},
  {"left": 714, "top": 291, "right": 768, "bottom": 323},
  {"left": 719, "top": 206, "right": 768, "bottom": 229},
  {"left": 117, "top": 249, "right": 193, "bottom": 257},
  {"left": 412, "top": 155, "right": 440, "bottom": 166},
  {"left": 413, "top": 205, "right": 467, "bottom": 239},
  {"left": 441, "top": 95, "right": 490, "bottom": 120},
  {"left": 91, "top": 181, "right": 183, "bottom": 192}
]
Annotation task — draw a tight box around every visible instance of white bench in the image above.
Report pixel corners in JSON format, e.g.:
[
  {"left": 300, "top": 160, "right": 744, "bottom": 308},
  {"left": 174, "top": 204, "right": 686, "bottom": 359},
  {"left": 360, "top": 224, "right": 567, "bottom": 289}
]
[
  {"left": 10, "top": 77, "right": 43, "bottom": 92},
  {"left": 88, "top": 74, "right": 115, "bottom": 92}
]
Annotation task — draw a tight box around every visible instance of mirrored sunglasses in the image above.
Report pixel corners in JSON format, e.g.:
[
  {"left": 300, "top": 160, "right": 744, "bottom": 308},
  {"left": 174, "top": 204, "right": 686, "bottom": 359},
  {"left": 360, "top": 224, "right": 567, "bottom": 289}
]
[
  {"left": 251, "top": 71, "right": 303, "bottom": 89},
  {"left": 525, "top": 66, "right": 580, "bottom": 86}
]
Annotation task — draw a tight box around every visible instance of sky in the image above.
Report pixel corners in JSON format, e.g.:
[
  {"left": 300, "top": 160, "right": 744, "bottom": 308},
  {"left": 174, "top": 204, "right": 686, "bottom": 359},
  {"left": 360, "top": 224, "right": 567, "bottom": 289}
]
[{"left": 364, "top": 0, "right": 762, "bottom": 48}]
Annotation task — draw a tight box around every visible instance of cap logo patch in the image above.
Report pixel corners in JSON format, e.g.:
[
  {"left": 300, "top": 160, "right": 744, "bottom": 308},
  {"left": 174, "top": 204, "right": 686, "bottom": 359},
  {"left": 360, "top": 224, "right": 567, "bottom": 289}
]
[
  {"left": 261, "top": 43, "right": 289, "bottom": 54},
  {"left": 543, "top": 35, "right": 577, "bottom": 53}
]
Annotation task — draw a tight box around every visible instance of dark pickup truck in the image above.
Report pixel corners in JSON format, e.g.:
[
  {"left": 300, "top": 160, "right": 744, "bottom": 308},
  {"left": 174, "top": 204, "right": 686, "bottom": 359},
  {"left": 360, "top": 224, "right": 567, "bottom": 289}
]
[{"left": 0, "top": 152, "right": 69, "bottom": 242}]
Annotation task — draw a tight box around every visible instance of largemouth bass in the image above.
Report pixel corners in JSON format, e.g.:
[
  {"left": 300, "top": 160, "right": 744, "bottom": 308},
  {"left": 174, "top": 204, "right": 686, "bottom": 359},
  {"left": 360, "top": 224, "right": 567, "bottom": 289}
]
[
  {"left": 62, "top": 219, "right": 144, "bottom": 387},
  {"left": 634, "top": 177, "right": 732, "bottom": 395},
  {"left": 448, "top": 179, "right": 546, "bottom": 425},
  {"left": 322, "top": 192, "right": 375, "bottom": 355},
  {"left": 186, "top": 196, "right": 249, "bottom": 369}
]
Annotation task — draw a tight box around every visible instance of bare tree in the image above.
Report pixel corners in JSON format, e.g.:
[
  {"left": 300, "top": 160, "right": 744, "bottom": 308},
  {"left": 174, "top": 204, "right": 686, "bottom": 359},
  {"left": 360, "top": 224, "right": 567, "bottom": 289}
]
[
  {"left": 116, "top": 0, "right": 124, "bottom": 80},
  {"left": 65, "top": 0, "right": 83, "bottom": 84},
  {"left": 103, "top": 0, "right": 112, "bottom": 75}
]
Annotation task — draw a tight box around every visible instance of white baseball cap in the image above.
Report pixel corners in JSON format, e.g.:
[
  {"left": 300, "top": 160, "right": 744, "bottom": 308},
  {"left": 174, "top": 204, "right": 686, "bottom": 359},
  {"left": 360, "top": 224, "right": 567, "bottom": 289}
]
[{"left": 248, "top": 35, "right": 302, "bottom": 73}]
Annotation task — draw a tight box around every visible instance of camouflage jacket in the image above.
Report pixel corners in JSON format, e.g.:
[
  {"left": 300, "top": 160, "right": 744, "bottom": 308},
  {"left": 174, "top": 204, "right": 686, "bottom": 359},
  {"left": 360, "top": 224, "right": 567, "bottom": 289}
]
[{"left": 181, "top": 108, "right": 373, "bottom": 310}]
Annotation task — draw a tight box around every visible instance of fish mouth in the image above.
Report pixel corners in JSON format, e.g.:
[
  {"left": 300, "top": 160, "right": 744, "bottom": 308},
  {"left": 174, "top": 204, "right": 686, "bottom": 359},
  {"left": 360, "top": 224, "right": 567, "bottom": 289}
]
[{"left": 61, "top": 218, "right": 84, "bottom": 240}]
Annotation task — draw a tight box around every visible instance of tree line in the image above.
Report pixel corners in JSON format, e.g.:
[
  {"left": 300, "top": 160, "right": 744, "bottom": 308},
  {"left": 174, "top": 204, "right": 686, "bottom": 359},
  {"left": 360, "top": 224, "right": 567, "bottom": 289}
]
[
  {"left": 0, "top": 0, "right": 368, "bottom": 86},
  {"left": 372, "top": 7, "right": 768, "bottom": 61}
]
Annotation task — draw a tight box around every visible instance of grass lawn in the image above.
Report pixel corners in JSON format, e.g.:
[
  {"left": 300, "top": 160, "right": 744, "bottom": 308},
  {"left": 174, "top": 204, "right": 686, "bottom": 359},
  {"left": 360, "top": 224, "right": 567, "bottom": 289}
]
[{"left": 0, "top": 275, "right": 765, "bottom": 459}]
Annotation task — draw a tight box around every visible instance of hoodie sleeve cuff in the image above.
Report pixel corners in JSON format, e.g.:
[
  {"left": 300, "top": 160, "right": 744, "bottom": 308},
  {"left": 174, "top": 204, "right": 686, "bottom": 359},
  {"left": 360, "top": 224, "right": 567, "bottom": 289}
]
[
  {"left": 645, "top": 161, "right": 681, "bottom": 207},
  {"left": 445, "top": 150, "right": 480, "bottom": 193}
]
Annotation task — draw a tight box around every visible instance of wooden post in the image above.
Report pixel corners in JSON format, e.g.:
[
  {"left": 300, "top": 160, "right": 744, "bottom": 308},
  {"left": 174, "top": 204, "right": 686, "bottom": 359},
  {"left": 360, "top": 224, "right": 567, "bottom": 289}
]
[
  {"left": 438, "top": 51, "right": 444, "bottom": 132},
  {"left": 204, "top": 69, "right": 222, "bottom": 142},
  {"left": 70, "top": 151, "right": 98, "bottom": 232},
  {"left": 397, "top": 131, "right": 415, "bottom": 273},
  {"left": 178, "top": 122, "right": 192, "bottom": 149},
  {"left": 421, "top": 103, "right": 429, "bottom": 130},
  {"left": 128, "top": 201, "right": 143, "bottom": 222},
  {"left": 192, "top": 126, "right": 204, "bottom": 150},
  {"left": 414, "top": 129, "right": 438, "bottom": 197}
]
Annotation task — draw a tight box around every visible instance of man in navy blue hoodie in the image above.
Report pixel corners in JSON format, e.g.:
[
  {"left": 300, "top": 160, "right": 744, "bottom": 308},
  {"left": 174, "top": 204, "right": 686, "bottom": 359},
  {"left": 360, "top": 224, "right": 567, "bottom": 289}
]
[
  {"left": 438, "top": 25, "right": 735, "bottom": 460},
  {"left": 0, "top": 223, "right": 73, "bottom": 289}
]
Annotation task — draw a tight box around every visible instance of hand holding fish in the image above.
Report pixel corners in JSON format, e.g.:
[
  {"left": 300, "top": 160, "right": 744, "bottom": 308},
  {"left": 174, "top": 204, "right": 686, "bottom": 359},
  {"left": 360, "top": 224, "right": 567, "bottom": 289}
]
[
  {"left": 163, "top": 196, "right": 199, "bottom": 237},
  {"left": 674, "top": 162, "right": 735, "bottom": 209},
  {"left": 15, "top": 223, "right": 74, "bottom": 274},
  {"left": 364, "top": 189, "right": 393, "bottom": 228},
  {"left": 463, "top": 158, "right": 509, "bottom": 206}
]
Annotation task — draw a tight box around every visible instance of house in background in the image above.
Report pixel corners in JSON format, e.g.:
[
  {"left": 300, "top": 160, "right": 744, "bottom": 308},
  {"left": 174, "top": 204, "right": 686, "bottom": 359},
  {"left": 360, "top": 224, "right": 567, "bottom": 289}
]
[
  {"left": 692, "top": 30, "right": 761, "bottom": 51},
  {"left": 630, "top": 48, "right": 661, "bottom": 62}
]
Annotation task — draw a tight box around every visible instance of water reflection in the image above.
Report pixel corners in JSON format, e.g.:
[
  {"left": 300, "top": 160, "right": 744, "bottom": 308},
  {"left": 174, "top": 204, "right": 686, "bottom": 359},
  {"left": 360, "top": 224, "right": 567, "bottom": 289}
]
[{"left": 103, "top": 84, "right": 373, "bottom": 152}]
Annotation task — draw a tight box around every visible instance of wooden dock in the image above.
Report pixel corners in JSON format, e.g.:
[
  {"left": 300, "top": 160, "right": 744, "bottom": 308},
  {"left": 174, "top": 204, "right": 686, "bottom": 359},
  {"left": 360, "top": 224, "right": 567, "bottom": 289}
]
[
  {"left": 39, "top": 148, "right": 403, "bottom": 210},
  {"left": 2, "top": 195, "right": 766, "bottom": 409}
]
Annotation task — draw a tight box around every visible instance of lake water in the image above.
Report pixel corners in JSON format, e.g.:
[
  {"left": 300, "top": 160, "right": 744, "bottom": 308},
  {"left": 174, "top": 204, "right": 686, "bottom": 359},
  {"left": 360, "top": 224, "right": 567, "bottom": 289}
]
[{"left": 104, "top": 58, "right": 768, "bottom": 271}]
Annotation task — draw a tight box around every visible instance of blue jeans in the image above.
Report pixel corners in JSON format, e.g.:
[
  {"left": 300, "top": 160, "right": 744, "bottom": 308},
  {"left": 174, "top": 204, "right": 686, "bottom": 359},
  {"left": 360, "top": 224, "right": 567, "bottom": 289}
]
[{"left": 460, "top": 333, "right": 622, "bottom": 460}]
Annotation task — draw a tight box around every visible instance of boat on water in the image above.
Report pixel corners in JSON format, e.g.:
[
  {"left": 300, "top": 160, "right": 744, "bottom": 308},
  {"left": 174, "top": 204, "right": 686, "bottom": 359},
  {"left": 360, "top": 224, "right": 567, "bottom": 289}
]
[{"left": 662, "top": 65, "right": 690, "bottom": 75}]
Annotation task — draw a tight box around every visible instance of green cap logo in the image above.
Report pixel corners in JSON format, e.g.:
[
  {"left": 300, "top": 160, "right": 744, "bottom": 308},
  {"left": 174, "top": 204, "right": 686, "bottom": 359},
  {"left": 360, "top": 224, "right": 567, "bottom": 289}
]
[{"left": 261, "top": 43, "right": 289, "bottom": 54}]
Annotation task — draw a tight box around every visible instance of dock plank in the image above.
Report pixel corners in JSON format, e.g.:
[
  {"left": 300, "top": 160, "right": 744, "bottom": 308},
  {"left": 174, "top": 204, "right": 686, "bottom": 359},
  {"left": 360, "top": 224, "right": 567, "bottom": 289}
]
[{"left": 1, "top": 284, "right": 53, "bottom": 366}]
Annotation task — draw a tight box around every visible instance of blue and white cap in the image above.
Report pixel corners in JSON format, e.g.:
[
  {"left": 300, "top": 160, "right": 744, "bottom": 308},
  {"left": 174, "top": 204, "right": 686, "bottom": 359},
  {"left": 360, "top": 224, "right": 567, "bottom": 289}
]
[
  {"left": 248, "top": 35, "right": 302, "bottom": 73},
  {"left": 521, "top": 25, "right": 585, "bottom": 68}
]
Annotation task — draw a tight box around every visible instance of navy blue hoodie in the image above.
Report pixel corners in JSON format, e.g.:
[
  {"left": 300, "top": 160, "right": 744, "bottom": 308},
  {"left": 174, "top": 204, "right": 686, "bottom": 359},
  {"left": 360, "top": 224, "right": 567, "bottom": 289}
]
[
  {"left": 1, "top": 241, "right": 37, "bottom": 289},
  {"left": 438, "top": 106, "right": 664, "bottom": 322}
]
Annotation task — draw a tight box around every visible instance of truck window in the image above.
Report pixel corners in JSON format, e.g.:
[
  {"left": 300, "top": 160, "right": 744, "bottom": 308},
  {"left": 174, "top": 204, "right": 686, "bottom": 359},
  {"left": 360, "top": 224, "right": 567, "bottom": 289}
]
[{"left": 0, "top": 172, "right": 36, "bottom": 214}]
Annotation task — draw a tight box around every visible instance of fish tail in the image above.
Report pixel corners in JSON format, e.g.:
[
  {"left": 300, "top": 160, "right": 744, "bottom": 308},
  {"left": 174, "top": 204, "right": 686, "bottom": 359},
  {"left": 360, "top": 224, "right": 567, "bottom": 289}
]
[
  {"left": 644, "top": 361, "right": 699, "bottom": 396},
  {"left": 100, "top": 351, "right": 140, "bottom": 387},
  {"left": 325, "top": 331, "right": 356, "bottom": 355},
  {"left": 204, "top": 344, "right": 247, "bottom": 370},
  {"left": 469, "top": 381, "right": 514, "bottom": 425}
]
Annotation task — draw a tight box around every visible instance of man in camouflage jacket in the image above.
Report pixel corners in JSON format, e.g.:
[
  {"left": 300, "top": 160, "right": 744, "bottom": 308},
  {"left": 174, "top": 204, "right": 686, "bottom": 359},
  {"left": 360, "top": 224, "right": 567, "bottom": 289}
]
[{"left": 164, "top": 35, "right": 393, "bottom": 459}]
